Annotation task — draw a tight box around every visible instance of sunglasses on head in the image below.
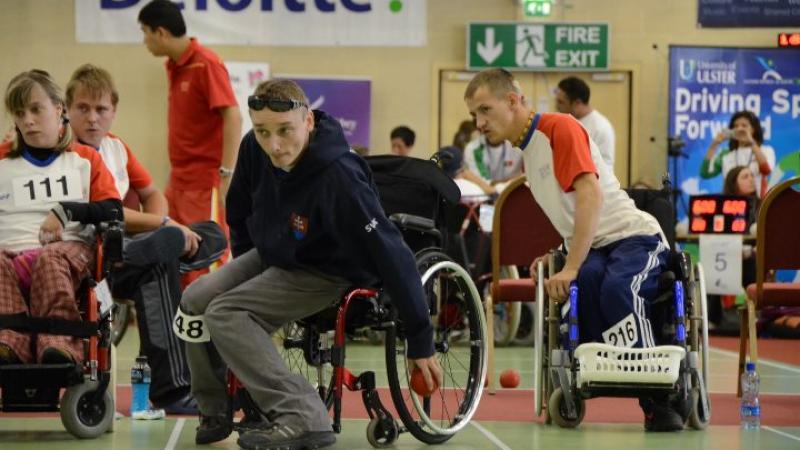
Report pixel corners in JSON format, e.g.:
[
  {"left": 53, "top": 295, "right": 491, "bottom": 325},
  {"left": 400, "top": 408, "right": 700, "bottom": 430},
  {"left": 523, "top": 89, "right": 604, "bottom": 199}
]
[{"left": 247, "top": 95, "right": 307, "bottom": 112}]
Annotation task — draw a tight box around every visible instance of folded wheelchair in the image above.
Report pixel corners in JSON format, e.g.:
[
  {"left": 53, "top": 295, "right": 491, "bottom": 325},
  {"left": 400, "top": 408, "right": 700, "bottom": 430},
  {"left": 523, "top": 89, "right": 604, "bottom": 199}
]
[
  {"left": 533, "top": 186, "right": 711, "bottom": 430},
  {"left": 0, "top": 222, "right": 123, "bottom": 439},
  {"left": 227, "top": 155, "right": 488, "bottom": 448}
]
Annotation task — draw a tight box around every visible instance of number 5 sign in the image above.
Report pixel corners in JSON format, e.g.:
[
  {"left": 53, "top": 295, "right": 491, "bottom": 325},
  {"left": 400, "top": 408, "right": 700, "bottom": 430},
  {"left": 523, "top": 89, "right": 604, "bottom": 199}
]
[{"left": 699, "top": 234, "right": 743, "bottom": 295}]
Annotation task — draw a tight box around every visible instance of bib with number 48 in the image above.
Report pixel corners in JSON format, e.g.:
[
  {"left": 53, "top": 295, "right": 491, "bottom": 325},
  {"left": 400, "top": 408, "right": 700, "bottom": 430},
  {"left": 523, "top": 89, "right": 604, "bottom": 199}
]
[{"left": 172, "top": 308, "right": 211, "bottom": 343}]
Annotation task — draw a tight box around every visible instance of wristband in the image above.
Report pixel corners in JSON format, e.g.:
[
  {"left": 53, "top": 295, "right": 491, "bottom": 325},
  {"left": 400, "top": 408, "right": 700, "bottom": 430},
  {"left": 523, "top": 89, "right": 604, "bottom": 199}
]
[
  {"left": 51, "top": 203, "right": 69, "bottom": 227},
  {"left": 161, "top": 216, "right": 171, "bottom": 227},
  {"left": 219, "top": 166, "right": 234, "bottom": 178}
]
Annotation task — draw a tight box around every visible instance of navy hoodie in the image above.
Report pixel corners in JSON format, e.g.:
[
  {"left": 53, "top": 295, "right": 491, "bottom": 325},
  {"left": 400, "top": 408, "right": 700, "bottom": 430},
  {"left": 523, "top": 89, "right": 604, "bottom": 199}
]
[{"left": 226, "top": 111, "right": 434, "bottom": 358}]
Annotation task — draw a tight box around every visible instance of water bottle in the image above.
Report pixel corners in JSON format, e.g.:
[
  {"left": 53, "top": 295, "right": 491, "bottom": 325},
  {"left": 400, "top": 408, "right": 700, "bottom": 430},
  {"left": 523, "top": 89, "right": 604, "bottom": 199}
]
[
  {"left": 740, "top": 361, "right": 760, "bottom": 429},
  {"left": 131, "top": 356, "right": 151, "bottom": 415}
]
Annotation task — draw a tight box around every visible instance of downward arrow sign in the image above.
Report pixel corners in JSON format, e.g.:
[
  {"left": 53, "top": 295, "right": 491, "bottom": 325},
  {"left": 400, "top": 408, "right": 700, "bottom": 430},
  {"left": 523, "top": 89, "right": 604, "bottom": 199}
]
[{"left": 477, "top": 28, "right": 503, "bottom": 65}]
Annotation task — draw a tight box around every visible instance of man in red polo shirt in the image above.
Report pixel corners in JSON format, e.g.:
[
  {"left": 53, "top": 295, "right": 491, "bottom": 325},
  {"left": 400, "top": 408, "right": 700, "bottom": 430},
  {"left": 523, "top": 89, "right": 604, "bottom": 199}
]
[{"left": 138, "top": 0, "right": 242, "bottom": 286}]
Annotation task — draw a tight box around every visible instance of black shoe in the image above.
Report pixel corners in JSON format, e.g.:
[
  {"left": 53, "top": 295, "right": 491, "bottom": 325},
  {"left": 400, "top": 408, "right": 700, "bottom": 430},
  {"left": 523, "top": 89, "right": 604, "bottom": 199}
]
[
  {"left": 234, "top": 415, "right": 273, "bottom": 434},
  {"left": 196, "top": 414, "right": 233, "bottom": 445},
  {"left": 40, "top": 347, "right": 75, "bottom": 364},
  {"left": 643, "top": 402, "right": 685, "bottom": 432},
  {"left": 155, "top": 393, "right": 199, "bottom": 415},
  {"left": 124, "top": 226, "right": 185, "bottom": 267},
  {"left": 0, "top": 343, "right": 21, "bottom": 365},
  {"left": 237, "top": 424, "right": 336, "bottom": 450}
]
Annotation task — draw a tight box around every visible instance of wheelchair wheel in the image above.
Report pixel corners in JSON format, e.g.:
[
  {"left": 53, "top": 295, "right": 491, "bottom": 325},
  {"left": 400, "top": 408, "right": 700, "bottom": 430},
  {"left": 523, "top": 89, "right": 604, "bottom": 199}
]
[
  {"left": 60, "top": 380, "right": 114, "bottom": 439},
  {"left": 366, "top": 416, "right": 399, "bottom": 448},
  {"left": 548, "top": 387, "right": 585, "bottom": 428},
  {"left": 275, "top": 322, "right": 334, "bottom": 409},
  {"left": 111, "top": 301, "right": 131, "bottom": 347},
  {"left": 385, "top": 250, "right": 487, "bottom": 443}
]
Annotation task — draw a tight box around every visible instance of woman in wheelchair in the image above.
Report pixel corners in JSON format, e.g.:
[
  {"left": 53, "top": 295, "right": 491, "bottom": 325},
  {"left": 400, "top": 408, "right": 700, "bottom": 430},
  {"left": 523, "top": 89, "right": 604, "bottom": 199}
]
[
  {"left": 175, "top": 79, "right": 442, "bottom": 450},
  {"left": 0, "top": 70, "right": 122, "bottom": 365}
]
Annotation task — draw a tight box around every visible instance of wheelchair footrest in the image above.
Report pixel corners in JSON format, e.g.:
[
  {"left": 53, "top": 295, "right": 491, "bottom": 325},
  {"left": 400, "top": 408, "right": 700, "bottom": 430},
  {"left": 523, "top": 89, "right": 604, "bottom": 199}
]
[
  {"left": 0, "top": 364, "right": 82, "bottom": 411},
  {"left": 575, "top": 343, "right": 685, "bottom": 385},
  {"left": 579, "top": 382, "right": 679, "bottom": 399}
]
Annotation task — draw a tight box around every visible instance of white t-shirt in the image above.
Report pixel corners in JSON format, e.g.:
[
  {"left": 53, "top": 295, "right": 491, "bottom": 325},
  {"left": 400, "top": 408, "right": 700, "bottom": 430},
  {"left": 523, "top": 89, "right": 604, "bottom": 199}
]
[
  {"left": 521, "top": 113, "right": 662, "bottom": 250},
  {"left": 463, "top": 136, "right": 524, "bottom": 184},
  {"left": 578, "top": 110, "right": 616, "bottom": 169}
]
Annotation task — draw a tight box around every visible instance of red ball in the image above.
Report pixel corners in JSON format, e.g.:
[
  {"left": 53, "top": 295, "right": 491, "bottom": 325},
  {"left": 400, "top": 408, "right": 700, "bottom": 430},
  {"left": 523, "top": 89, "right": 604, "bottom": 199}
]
[
  {"left": 410, "top": 368, "right": 439, "bottom": 396},
  {"left": 499, "top": 369, "right": 520, "bottom": 388}
]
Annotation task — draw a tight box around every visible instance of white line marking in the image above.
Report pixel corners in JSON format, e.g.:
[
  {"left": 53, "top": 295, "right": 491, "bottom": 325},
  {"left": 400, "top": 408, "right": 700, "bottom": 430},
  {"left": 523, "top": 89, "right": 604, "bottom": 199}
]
[
  {"left": 709, "top": 347, "right": 800, "bottom": 374},
  {"left": 471, "top": 421, "right": 512, "bottom": 450},
  {"left": 763, "top": 426, "right": 800, "bottom": 442},
  {"left": 165, "top": 418, "right": 186, "bottom": 450}
]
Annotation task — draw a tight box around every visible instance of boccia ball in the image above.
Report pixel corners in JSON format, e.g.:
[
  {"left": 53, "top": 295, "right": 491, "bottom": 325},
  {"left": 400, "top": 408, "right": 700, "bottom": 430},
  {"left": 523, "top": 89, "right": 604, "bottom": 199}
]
[
  {"left": 410, "top": 367, "right": 439, "bottom": 396},
  {"left": 499, "top": 369, "right": 520, "bottom": 388}
]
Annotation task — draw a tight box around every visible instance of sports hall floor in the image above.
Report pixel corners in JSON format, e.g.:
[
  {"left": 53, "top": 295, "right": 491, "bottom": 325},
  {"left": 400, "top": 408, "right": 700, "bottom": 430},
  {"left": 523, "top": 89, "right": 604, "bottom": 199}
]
[{"left": 1, "top": 326, "right": 799, "bottom": 450}]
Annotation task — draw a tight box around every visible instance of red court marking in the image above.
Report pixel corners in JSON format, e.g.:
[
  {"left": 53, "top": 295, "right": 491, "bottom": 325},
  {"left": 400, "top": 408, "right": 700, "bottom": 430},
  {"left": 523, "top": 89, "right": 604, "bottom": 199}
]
[
  {"left": 710, "top": 336, "right": 800, "bottom": 366},
  {"left": 6, "top": 384, "right": 799, "bottom": 428}
]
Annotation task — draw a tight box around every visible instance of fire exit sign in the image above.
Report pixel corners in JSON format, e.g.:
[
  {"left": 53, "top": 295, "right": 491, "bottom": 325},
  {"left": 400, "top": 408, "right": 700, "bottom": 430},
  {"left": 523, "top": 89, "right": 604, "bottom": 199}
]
[{"left": 467, "top": 22, "right": 609, "bottom": 71}]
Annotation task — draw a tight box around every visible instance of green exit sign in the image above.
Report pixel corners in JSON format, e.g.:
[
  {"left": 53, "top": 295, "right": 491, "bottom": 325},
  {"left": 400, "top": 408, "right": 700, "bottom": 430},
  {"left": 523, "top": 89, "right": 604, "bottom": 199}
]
[
  {"left": 467, "top": 22, "right": 609, "bottom": 71},
  {"left": 524, "top": 0, "right": 553, "bottom": 17}
]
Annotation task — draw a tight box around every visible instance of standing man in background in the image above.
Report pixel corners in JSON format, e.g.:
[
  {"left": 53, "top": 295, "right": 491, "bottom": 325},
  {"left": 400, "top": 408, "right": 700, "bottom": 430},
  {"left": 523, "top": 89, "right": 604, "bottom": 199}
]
[
  {"left": 555, "top": 76, "right": 616, "bottom": 169},
  {"left": 138, "top": 0, "right": 242, "bottom": 286}
]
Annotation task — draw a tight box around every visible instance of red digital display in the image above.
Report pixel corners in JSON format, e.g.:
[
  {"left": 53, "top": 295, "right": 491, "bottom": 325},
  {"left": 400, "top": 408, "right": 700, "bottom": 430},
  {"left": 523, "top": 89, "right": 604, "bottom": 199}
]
[
  {"left": 778, "top": 33, "right": 800, "bottom": 48},
  {"left": 689, "top": 195, "right": 751, "bottom": 234}
]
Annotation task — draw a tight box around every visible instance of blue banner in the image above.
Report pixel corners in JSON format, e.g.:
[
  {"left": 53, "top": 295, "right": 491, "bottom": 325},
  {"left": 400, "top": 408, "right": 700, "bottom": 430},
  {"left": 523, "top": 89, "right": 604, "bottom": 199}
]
[
  {"left": 698, "top": 0, "right": 800, "bottom": 28},
  {"left": 668, "top": 46, "right": 800, "bottom": 281}
]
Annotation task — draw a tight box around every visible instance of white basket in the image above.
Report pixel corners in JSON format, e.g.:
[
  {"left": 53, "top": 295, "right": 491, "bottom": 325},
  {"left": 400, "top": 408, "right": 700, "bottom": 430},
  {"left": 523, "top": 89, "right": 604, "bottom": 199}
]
[{"left": 575, "top": 343, "right": 685, "bottom": 385}]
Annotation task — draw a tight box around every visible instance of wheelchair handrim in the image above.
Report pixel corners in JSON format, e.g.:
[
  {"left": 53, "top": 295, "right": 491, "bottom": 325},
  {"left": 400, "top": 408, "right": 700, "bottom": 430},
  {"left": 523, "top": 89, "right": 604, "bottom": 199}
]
[{"left": 410, "top": 259, "right": 487, "bottom": 435}]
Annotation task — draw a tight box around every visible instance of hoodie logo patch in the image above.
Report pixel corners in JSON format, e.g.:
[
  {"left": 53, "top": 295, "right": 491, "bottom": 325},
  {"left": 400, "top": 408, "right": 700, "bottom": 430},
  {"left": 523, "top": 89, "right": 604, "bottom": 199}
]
[{"left": 290, "top": 213, "right": 308, "bottom": 240}]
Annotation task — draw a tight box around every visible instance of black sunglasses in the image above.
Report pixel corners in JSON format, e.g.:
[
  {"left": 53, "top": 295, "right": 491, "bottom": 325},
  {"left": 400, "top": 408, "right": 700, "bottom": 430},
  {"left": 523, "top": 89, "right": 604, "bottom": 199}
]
[{"left": 247, "top": 95, "right": 307, "bottom": 112}]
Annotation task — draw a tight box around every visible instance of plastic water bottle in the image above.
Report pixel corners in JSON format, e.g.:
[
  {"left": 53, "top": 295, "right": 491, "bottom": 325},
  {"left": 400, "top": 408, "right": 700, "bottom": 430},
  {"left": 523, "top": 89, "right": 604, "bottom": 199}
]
[
  {"left": 131, "top": 356, "right": 151, "bottom": 415},
  {"left": 740, "top": 361, "right": 760, "bottom": 429}
]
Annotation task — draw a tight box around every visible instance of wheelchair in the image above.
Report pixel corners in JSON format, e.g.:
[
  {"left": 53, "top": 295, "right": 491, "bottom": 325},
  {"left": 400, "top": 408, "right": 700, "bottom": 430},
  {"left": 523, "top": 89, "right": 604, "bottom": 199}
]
[
  {"left": 0, "top": 221, "right": 123, "bottom": 439},
  {"left": 227, "top": 155, "right": 488, "bottom": 448},
  {"left": 532, "top": 186, "right": 711, "bottom": 430}
]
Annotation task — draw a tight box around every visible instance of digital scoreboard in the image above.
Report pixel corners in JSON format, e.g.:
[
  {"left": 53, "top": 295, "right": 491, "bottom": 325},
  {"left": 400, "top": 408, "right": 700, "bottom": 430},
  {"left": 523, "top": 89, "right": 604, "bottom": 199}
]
[{"left": 689, "top": 195, "right": 751, "bottom": 234}]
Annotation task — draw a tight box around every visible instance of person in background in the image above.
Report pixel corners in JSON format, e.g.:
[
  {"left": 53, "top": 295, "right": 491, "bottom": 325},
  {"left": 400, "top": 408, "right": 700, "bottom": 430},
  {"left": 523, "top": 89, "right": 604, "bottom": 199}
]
[
  {"left": 555, "top": 76, "right": 616, "bottom": 169},
  {"left": 702, "top": 110, "right": 775, "bottom": 197},
  {"left": 66, "top": 63, "right": 227, "bottom": 414},
  {"left": 138, "top": 0, "right": 242, "bottom": 286},
  {"left": 452, "top": 119, "right": 479, "bottom": 151},
  {"left": 390, "top": 125, "right": 415, "bottom": 156}
]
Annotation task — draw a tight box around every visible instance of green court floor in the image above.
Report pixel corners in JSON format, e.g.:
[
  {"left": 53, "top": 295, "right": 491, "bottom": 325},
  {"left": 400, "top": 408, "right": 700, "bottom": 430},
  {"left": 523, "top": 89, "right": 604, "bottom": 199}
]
[{"left": 2, "top": 326, "right": 799, "bottom": 450}]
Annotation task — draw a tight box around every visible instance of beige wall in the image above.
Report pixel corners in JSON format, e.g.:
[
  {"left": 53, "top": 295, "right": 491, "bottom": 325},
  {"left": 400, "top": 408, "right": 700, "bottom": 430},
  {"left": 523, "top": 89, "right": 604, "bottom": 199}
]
[{"left": 0, "top": 0, "right": 780, "bottom": 188}]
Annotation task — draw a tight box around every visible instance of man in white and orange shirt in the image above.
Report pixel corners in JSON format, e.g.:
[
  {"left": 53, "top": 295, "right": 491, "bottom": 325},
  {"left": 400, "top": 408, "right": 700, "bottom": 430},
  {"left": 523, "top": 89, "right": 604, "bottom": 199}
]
[
  {"left": 66, "top": 64, "right": 226, "bottom": 415},
  {"left": 138, "top": 0, "right": 242, "bottom": 287},
  {"left": 465, "top": 69, "right": 683, "bottom": 432}
]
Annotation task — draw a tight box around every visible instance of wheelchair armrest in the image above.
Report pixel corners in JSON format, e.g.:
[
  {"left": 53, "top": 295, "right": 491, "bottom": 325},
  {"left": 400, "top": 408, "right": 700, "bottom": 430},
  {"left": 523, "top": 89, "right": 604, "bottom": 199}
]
[
  {"left": 389, "top": 214, "right": 441, "bottom": 240},
  {"left": 99, "top": 220, "right": 124, "bottom": 265}
]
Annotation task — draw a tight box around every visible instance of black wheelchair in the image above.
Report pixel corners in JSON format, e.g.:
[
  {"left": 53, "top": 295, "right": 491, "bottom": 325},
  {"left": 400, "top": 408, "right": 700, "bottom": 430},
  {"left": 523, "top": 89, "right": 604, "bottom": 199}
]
[
  {"left": 0, "top": 222, "right": 123, "bottom": 439},
  {"left": 227, "top": 155, "right": 489, "bottom": 447},
  {"left": 533, "top": 185, "right": 711, "bottom": 430}
]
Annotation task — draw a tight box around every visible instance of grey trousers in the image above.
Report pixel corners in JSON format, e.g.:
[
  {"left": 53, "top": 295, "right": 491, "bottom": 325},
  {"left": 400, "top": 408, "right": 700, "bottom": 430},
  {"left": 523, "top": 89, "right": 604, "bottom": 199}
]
[{"left": 181, "top": 248, "right": 350, "bottom": 431}]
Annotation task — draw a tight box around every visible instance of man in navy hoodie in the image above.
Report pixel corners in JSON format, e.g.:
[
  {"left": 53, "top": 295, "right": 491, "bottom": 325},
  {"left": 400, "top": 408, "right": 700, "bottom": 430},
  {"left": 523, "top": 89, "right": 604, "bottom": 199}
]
[{"left": 176, "top": 79, "right": 442, "bottom": 450}]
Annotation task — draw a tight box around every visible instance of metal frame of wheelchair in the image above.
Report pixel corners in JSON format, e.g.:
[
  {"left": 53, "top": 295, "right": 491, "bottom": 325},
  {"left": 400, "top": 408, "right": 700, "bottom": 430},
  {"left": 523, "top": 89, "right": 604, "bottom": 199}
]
[
  {"left": 0, "top": 222, "right": 123, "bottom": 439},
  {"left": 532, "top": 250, "right": 712, "bottom": 429},
  {"left": 227, "top": 247, "right": 488, "bottom": 448}
]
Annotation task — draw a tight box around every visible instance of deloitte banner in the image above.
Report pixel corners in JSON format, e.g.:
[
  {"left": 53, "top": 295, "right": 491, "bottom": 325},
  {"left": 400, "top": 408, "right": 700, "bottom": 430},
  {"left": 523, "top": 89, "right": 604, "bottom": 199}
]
[
  {"left": 668, "top": 46, "right": 800, "bottom": 222},
  {"left": 76, "top": 0, "right": 426, "bottom": 46}
]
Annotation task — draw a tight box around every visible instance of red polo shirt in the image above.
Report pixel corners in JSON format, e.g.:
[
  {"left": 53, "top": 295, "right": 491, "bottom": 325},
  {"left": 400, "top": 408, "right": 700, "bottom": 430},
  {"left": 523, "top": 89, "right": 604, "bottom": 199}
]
[{"left": 166, "top": 38, "right": 237, "bottom": 190}]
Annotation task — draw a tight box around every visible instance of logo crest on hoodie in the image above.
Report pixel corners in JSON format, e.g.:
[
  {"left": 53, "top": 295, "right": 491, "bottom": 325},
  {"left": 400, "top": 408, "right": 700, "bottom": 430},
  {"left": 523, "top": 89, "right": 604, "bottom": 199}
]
[{"left": 290, "top": 213, "right": 308, "bottom": 240}]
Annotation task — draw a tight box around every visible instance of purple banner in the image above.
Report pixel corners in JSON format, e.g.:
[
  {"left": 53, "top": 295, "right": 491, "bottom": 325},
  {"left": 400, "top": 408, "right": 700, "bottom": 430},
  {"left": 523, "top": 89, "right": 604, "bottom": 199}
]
[{"left": 291, "top": 77, "right": 371, "bottom": 148}]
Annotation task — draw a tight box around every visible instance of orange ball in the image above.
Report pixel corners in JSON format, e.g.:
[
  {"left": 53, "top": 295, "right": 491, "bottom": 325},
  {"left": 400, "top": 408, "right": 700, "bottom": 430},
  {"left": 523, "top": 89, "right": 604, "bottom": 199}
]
[
  {"left": 410, "top": 367, "right": 439, "bottom": 396},
  {"left": 499, "top": 369, "right": 520, "bottom": 388}
]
